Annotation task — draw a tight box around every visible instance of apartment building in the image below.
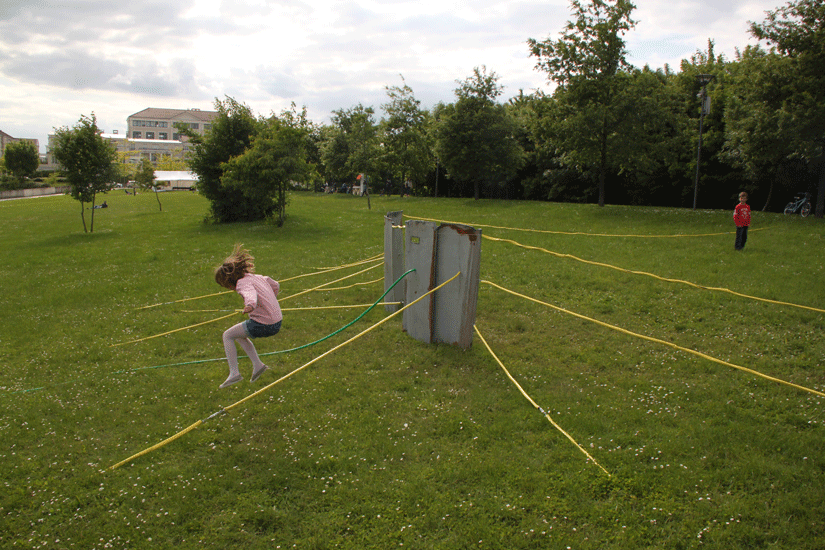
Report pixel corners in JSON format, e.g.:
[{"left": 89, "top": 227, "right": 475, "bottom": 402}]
[
  {"left": 126, "top": 107, "right": 217, "bottom": 142},
  {"left": 0, "top": 129, "right": 40, "bottom": 160},
  {"left": 45, "top": 107, "right": 219, "bottom": 170}
]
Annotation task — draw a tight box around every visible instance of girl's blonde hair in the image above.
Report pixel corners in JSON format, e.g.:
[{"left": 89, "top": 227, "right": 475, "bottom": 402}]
[{"left": 215, "top": 244, "right": 255, "bottom": 290}]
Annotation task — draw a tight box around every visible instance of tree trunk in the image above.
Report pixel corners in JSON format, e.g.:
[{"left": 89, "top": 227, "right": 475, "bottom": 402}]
[
  {"left": 817, "top": 160, "right": 825, "bottom": 219},
  {"left": 598, "top": 116, "right": 607, "bottom": 207},
  {"left": 762, "top": 180, "right": 774, "bottom": 212},
  {"left": 434, "top": 159, "right": 439, "bottom": 198},
  {"left": 80, "top": 202, "right": 88, "bottom": 233},
  {"left": 155, "top": 190, "right": 163, "bottom": 211},
  {"left": 90, "top": 193, "right": 96, "bottom": 233}
]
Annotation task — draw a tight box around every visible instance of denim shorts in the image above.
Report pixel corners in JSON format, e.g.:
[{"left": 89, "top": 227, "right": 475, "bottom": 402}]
[{"left": 244, "top": 319, "right": 282, "bottom": 339}]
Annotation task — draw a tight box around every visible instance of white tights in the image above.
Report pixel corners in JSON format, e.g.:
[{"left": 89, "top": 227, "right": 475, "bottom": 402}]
[{"left": 223, "top": 322, "right": 265, "bottom": 376}]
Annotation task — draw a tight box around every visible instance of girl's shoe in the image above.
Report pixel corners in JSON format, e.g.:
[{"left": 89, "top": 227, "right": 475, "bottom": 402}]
[
  {"left": 219, "top": 373, "right": 243, "bottom": 389},
  {"left": 251, "top": 364, "right": 268, "bottom": 382}
]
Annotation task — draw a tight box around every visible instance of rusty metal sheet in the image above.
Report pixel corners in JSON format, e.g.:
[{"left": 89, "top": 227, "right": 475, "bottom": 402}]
[
  {"left": 433, "top": 223, "right": 481, "bottom": 349},
  {"left": 402, "top": 220, "right": 437, "bottom": 344},
  {"left": 383, "top": 211, "right": 405, "bottom": 312}
]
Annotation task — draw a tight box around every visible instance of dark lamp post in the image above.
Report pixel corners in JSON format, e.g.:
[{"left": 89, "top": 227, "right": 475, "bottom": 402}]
[{"left": 692, "top": 74, "right": 715, "bottom": 210}]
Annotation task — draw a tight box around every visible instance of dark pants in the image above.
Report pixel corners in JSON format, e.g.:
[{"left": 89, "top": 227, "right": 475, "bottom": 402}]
[{"left": 735, "top": 225, "right": 749, "bottom": 250}]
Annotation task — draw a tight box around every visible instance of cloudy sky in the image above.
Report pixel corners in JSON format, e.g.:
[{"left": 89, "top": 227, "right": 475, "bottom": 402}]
[{"left": 0, "top": 0, "right": 783, "bottom": 153}]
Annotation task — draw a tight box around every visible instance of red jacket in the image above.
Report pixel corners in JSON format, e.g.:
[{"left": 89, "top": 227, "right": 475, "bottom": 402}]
[{"left": 734, "top": 203, "right": 751, "bottom": 227}]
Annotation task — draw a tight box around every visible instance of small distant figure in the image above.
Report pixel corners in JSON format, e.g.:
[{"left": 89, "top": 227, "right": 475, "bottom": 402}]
[
  {"left": 93, "top": 201, "right": 108, "bottom": 209},
  {"left": 214, "top": 244, "right": 283, "bottom": 389},
  {"left": 734, "top": 191, "right": 751, "bottom": 251}
]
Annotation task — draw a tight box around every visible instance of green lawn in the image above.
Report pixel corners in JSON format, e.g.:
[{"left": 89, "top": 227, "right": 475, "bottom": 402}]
[{"left": 0, "top": 190, "right": 823, "bottom": 549}]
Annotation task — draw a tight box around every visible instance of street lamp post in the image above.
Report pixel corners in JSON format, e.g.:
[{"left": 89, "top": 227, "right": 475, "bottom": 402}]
[{"left": 692, "top": 74, "right": 715, "bottom": 210}]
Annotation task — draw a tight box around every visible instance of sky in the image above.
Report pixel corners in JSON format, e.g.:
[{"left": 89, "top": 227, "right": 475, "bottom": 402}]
[{"left": 0, "top": 0, "right": 784, "bottom": 153}]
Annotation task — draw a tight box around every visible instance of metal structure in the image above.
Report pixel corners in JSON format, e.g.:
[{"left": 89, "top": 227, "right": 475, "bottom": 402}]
[
  {"left": 383, "top": 213, "right": 481, "bottom": 349},
  {"left": 383, "top": 211, "right": 405, "bottom": 312}
]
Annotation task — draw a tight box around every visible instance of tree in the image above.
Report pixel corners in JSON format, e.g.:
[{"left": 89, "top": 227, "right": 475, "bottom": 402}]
[
  {"left": 3, "top": 141, "right": 39, "bottom": 186},
  {"left": 156, "top": 152, "right": 188, "bottom": 171},
  {"left": 748, "top": 0, "right": 825, "bottom": 217},
  {"left": 723, "top": 47, "right": 799, "bottom": 210},
  {"left": 324, "top": 103, "right": 379, "bottom": 182},
  {"left": 277, "top": 102, "right": 324, "bottom": 192},
  {"left": 528, "top": 0, "right": 637, "bottom": 206},
  {"left": 434, "top": 66, "right": 524, "bottom": 200},
  {"left": 52, "top": 114, "right": 117, "bottom": 233},
  {"left": 220, "top": 114, "right": 314, "bottom": 226},
  {"left": 135, "top": 157, "right": 163, "bottom": 211},
  {"left": 321, "top": 104, "right": 380, "bottom": 203},
  {"left": 113, "top": 150, "right": 139, "bottom": 189},
  {"left": 186, "top": 97, "right": 261, "bottom": 223},
  {"left": 381, "top": 76, "right": 433, "bottom": 191}
]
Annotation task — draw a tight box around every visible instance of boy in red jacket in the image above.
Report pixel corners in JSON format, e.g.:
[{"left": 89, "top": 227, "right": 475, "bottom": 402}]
[{"left": 734, "top": 191, "right": 751, "bottom": 251}]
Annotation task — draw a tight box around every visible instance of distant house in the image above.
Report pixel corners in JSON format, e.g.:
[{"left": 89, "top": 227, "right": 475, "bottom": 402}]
[
  {"left": 126, "top": 107, "right": 218, "bottom": 143},
  {"left": 45, "top": 107, "right": 218, "bottom": 172},
  {"left": 0, "top": 129, "right": 40, "bottom": 160}
]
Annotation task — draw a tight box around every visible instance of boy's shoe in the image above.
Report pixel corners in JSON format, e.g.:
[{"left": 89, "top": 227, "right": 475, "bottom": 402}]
[
  {"left": 251, "top": 364, "right": 268, "bottom": 382},
  {"left": 219, "top": 373, "right": 243, "bottom": 389}
]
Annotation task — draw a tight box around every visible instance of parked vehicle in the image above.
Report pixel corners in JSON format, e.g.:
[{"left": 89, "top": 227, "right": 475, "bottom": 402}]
[{"left": 784, "top": 192, "right": 812, "bottom": 217}]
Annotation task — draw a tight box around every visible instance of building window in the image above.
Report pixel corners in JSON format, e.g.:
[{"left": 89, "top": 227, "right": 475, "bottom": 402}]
[
  {"left": 191, "top": 123, "right": 199, "bottom": 129},
  {"left": 133, "top": 131, "right": 141, "bottom": 139},
  {"left": 160, "top": 122, "right": 167, "bottom": 128},
  {"left": 159, "top": 132, "right": 167, "bottom": 140},
  {"left": 146, "top": 132, "right": 154, "bottom": 139},
  {"left": 172, "top": 133, "right": 179, "bottom": 141}
]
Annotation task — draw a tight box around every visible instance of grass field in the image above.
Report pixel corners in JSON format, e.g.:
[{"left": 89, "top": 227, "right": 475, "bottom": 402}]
[{"left": 0, "top": 190, "right": 823, "bottom": 549}]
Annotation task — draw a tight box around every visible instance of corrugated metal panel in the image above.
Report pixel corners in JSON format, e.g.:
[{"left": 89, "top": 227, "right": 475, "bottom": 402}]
[
  {"left": 433, "top": 223, "right": 481, "bottom": 349},
  {"left": 402, "top": 220, "right": 437, "bottom": 344},
  {"left": 383, "top": 211, "right": 405, "bottom": 312}
]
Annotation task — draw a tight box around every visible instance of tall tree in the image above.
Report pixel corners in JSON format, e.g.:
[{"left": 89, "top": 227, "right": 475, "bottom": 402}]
[
  {"left": 724, "top": 46, "right": 798, "bottom": 210},
  {"left": 3, "top": 140, "right": 39, "bottom": 186},
  {"left": 322, "top": 104, "right": 380, "bottom": 198},
  {"left": 748, "top": 0, "right": 825, "bottom": 217},
  {"left": 528, "top": 0, "right": 637, "bottom": 206},
  {"left": 52, "top": 114, "right": 117, "bottom": 233},
  {"left": 186, "top": 97, "right": 261, "bottom": 223},
  {"left": 277, "top": 102, "right": 324, "bottom": 192},
  {"left": 134, "top": 157, "right": 162, "bottom": 211},
  {"left": 381, "top": 76, "right": 432, "bottom": 192},
  {"left": 434, "top": 66, "right": 524, "bottom": 200},
  {"left": 220, "top": 114, "right": 314, "bottom": 226},
  {"left": 674, "top": 42, "right": 748, "bottom": 210}
]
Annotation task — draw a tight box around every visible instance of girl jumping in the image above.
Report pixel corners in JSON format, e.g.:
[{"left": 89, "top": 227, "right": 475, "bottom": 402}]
[{"left": 214, "top": 244, "right": 282, "bottom": 389}]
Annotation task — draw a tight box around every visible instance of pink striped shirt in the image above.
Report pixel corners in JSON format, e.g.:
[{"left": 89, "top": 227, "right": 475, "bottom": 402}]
[{"left": 235, "top": 273, "right": 282, "bottom": 325}]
